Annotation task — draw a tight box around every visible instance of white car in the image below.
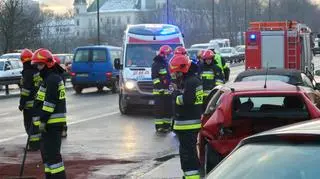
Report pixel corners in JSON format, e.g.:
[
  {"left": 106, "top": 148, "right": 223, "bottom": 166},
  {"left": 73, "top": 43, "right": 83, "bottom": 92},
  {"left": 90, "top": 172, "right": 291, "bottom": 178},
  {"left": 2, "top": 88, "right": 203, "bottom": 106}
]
[
  {"left": 219, "top": 47, "right": 240, "bottom": 63},
  {"left": 0, "top": 53, "right": 21, "bottom": 59},
  {"left": 0, "top": 58, "right": 23, "bottom": 87}
]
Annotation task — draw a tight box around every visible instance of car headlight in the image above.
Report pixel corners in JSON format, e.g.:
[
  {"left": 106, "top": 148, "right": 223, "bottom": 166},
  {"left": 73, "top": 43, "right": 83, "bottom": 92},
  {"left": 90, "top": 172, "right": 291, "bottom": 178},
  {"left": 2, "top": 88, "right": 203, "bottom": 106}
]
[{"left": 125, "top": 81, "right": 136, "bottom": 90}]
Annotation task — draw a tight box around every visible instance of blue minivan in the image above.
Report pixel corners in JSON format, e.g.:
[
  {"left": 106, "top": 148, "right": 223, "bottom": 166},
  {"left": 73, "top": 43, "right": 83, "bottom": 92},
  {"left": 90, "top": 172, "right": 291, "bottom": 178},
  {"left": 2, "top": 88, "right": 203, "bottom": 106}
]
[{"left": 71, "top": 45, "right": 121, "bottom": 94}]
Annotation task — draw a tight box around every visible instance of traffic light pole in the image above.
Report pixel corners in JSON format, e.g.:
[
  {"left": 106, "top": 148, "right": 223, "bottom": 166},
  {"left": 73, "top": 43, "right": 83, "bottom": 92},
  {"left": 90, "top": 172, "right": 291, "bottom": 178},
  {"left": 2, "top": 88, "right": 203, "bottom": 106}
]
[{"left": 97, "top": 0, "right": 100, "bottom": 45}]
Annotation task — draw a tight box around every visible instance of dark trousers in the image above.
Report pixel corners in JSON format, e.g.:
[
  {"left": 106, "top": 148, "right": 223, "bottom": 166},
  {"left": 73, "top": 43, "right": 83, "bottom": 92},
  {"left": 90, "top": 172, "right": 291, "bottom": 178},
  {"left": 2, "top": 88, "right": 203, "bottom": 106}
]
[
  {"left": 23, "top": 109, "right": 40, "bottom": 150},
  {"left": 41, "top": 125, "right": 66, "bottom": 179},
  {"left": 176, "top": 130, "right": 200, "bottom": 175},
  {"left": 154, "top": 95, "right": 172, "bottom": 130}
]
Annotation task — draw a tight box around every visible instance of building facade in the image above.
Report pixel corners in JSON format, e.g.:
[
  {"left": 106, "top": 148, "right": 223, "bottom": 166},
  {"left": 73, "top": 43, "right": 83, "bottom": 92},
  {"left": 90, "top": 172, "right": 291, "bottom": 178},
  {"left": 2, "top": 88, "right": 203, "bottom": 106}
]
[{"left": 73, "top": 0, "right": 166, "bottom": 43}]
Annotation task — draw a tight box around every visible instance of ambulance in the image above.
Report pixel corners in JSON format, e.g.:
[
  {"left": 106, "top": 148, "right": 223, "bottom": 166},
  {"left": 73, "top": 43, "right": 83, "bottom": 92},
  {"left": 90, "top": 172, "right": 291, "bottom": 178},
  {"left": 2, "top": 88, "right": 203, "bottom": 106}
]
[
  {"left": 114, "top": 24, "right": 185, "bottom": 114},
  {"left": 245, "top": 21, "right": 314, "bottom": 74}
]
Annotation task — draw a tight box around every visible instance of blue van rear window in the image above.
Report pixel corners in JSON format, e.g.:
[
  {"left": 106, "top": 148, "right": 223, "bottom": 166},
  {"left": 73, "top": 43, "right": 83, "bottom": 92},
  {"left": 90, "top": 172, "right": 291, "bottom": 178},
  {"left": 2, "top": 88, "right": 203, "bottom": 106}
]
[
  {"left": 74, "top": 49, "right": 90, "bottom": 62},
  {"left": 92, "top": 49, "right": 107, "bottom": 62}
]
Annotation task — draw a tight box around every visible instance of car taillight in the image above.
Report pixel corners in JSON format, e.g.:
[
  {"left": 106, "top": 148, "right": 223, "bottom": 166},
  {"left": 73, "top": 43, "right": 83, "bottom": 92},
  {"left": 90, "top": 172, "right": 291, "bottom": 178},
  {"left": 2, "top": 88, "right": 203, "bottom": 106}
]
[
  {"left": 70, "top": 72, "right": 76, "bottom": 76},
  {"left": 106, "top": 72, "right": 112, "bottom": 78}
]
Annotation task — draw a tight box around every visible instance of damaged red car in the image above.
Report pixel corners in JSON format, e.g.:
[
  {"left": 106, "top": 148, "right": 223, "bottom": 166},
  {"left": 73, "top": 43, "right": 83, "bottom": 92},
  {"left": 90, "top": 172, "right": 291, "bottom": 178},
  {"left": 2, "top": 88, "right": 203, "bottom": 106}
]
[{"left": 198, "top": 80, "right": 320, "bottom": 174}]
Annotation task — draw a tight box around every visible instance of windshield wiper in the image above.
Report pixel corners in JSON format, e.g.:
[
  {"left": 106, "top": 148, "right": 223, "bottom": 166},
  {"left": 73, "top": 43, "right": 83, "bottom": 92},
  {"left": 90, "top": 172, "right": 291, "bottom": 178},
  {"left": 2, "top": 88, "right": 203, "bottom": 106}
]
[{"left": 129, "top": 67, "right": 146, "bottom": 70}]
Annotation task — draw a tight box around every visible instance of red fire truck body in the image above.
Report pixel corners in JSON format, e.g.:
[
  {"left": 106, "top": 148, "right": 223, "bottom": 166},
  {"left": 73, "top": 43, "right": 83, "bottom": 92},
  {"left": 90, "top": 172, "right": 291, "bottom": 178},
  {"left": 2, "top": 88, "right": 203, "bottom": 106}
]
[{"left": 245, "top": 21, "right": 313, "bottom": 74}]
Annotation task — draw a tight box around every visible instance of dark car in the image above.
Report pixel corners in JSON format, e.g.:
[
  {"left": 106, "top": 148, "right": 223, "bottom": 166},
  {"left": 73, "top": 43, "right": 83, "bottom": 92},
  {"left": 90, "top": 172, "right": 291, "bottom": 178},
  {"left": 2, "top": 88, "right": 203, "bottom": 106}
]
[
  {"left": 198, "top": 81, "right": 320, "bottom": 175},
  {"left": 207, "top": 119, "right": 320, "bottom": 179},
  {"left": 234, "top": 69, "right": 320, "bottom": 108}
]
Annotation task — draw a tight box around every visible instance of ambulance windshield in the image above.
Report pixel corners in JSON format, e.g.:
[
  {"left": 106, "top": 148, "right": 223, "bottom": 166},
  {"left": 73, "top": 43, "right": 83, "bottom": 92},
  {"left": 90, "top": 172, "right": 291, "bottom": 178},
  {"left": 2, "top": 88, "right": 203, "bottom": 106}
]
[{"left": 125, "top": 44, "right": 181, "bottom": 67}]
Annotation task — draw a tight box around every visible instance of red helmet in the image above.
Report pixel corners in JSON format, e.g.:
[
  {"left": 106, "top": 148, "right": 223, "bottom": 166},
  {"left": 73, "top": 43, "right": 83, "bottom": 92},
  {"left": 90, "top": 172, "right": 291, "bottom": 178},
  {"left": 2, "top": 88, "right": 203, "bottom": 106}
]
[
  {"left": 202, "top": 50, "right": 214, "bottom": 60},
  {"left": 169, "top": 55, "right": 191, "bottom": 74},
  {"left": 31, "top": 48, "right": 56, "bottom": 68},
  {"left": 53, "top": 56, "right": 61, "bottom": 65},
  {"left": 174, "top": 46, "right": 187, "bottom": 55},
  {"left": 20, "top": 49, "right": 33, "bottom": 63},
  {"left": 159, "top": 45, "right": 173, "bottom": 56}
]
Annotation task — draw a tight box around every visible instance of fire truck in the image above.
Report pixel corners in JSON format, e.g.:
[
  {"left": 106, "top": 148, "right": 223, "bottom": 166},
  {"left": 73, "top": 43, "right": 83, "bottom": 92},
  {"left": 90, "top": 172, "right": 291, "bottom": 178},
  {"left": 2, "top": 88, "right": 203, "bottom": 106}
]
[{"left": 245, "top": 21, "right": 314, "bottom": 74}]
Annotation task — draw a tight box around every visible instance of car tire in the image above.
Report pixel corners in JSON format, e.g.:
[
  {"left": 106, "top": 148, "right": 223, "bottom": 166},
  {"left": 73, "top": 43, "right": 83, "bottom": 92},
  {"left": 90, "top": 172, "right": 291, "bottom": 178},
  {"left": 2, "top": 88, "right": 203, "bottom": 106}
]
[
  {"left": 111, "top": 79, "right": 119, "bottom": 94},
  {"left": 119, "top": 93, "right": 130, "bottom": 114},
  {"left": 97, "top": 85, "right": 104, "bottom": 92},
  {"left": 204, "top": 143, "right": 223, "bottom": 175},
  {"left": 74, "top": 86, "right": 82, "bottom": 94}
]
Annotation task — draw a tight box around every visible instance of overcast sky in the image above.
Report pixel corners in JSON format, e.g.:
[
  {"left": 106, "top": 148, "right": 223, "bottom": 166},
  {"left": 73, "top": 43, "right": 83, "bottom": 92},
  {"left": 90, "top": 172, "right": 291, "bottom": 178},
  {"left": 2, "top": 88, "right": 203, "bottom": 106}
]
[{"left": 39, "top": 0, "right": 320, "bottom": 14}]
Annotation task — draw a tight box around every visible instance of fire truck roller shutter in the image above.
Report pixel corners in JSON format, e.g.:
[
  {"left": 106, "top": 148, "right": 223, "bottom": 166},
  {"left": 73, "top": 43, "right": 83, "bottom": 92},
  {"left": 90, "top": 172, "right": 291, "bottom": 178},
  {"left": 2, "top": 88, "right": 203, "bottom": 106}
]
[{"left": 261, "top": 31, "right": 285, "bottom": 68}]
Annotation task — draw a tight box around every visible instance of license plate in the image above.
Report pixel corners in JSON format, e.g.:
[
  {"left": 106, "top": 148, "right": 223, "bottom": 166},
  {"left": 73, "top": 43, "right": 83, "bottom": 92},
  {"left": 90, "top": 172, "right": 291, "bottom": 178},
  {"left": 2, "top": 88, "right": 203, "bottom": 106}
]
[
  {"left": 149, "top": 100, "right": 155, "bottom": 105},
  {"left": 77, "top": 73, "right": 88, "bottom": 77}
]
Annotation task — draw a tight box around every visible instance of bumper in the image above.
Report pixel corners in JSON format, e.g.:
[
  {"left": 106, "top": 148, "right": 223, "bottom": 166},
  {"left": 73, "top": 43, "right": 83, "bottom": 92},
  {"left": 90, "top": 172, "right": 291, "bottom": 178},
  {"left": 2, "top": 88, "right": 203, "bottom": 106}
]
[
  {"left": 122, "top": 92, "right": 155, "bottom": 105},
  {"left": 71, "top": 78, "right": 114, "bottom": 87}
]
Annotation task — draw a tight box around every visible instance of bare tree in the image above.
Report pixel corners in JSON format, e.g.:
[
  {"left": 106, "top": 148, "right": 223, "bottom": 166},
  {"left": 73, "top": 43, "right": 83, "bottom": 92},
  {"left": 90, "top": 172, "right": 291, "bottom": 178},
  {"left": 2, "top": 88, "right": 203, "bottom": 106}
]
[{"left": 0, "top": 0, "right": 41, "bottom": 53}]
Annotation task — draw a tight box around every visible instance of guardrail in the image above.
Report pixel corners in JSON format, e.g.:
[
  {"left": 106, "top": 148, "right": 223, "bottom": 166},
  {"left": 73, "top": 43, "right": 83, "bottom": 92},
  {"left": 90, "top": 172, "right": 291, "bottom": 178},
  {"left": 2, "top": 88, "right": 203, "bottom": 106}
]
[{"left": 0, "top": 76, "right": 21, "bottom": 95}]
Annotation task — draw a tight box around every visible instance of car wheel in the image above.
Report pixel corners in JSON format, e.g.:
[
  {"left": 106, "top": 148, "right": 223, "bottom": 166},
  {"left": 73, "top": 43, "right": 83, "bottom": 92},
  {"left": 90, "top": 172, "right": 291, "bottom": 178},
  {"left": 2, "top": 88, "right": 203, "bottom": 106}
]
[
  {"left": 119, "top": 93, "right": 130, "bottom": 114},
  {"left": 111, "top": 79, "right": 119, "bottom": 94},
  {"left": 74, "top": 86, "right": 82, "bottom": 94},
  {"left": 204, "top": 143, "right": 223, "bottom": 175},
  {"left": 97, "top": 85, "right": 104, "bottom": 92}
]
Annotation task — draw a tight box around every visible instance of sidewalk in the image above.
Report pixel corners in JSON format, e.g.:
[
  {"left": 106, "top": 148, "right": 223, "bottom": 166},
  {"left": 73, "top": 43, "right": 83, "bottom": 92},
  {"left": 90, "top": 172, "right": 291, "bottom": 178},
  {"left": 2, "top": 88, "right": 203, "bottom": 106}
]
[{"left": 140, "top": 156, "right": 183, "bottom": 179}]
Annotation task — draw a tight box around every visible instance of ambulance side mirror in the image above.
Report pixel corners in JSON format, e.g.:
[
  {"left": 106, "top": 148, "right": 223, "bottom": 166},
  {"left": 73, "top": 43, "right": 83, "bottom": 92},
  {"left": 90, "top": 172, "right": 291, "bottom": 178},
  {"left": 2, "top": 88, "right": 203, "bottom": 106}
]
[{"left": 114, "top": 58, "right": 122, "bottom": 70}]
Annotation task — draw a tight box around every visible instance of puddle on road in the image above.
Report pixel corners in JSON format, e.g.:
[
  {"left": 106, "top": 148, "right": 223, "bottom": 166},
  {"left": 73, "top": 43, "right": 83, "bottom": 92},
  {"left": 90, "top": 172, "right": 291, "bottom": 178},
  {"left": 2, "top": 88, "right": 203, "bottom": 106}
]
[{"left": 0, "top": 157, "right": 136, "bottom": 179}]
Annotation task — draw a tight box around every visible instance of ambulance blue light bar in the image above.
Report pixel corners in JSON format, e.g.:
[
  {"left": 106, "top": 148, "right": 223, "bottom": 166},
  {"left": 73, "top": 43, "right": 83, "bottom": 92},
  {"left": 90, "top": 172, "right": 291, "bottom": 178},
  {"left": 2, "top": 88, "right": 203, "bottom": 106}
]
[
  {"left": 128, "top": 24, "right": 180, "bottom": 36},
  {"left": 159, "top": 27, "right": 177, "bottom": 35},
  {"left": 250, "top": 34, "right": 256, "bottom": 40}
]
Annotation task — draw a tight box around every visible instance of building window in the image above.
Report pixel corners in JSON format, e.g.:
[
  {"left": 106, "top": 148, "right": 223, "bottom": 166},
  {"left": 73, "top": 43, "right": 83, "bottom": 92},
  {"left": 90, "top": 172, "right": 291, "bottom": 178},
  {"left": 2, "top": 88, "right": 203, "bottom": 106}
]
[
  {"left": 76, "top": 19, "right": 80, "bottom": 26},
  {"left": 56, "top": 28, "right": 59, "bottom": 32},
  {"left": 112, "top": 18, "right": 115, "bottom": 25},
  {"left": 76, "top": 8, "right": 79, "bottom": 14},
  {"left": 107, "top": 17, "right": 110, "bottom": 24},
  {"left": 117, "top": 17, "right": 121, "bottom": 24},
  {"left": 77, "top": 31, "right": 79, "bottom": 36},
  {"left": 127, "top": 16, "right": 131, "bottom": 24}
]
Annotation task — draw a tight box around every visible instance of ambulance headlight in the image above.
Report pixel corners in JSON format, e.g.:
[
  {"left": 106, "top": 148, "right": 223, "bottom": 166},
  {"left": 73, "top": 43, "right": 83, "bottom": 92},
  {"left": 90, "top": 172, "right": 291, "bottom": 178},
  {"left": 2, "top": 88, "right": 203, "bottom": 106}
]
[
  {"left": 125, "top": 81, "right": 136, "bottom": 90},
  {"left": 250, "top": 34, "right": 256, "bottom": 40}
]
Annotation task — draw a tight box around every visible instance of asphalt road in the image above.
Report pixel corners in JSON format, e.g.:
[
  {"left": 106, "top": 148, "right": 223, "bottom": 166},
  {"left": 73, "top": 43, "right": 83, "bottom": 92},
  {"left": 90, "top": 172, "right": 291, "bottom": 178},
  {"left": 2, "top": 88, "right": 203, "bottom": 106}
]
[{"left": 4, "top": 60, "right": 314, "bottom": 178}]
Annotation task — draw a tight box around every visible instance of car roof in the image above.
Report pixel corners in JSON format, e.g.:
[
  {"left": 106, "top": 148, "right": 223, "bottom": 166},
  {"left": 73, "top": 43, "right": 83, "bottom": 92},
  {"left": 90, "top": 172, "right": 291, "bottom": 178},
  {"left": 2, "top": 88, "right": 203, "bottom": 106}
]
[
  {"left": 222, "top": 80, "right": 301, "bottom": 92},
  {"left": 75, "top": 45, "right": 121, "bottom": 50},
  {"left": 53, "top": 54, "right": 73, "bottom": 56},
  {"left": 1, "top": 53, "right": 20, "bottom": 56},
  {"left": 0, "top": 57, "right": 20, "bottom": 61},
  {"left": 236, "top": 69, "right": 302, "bottom": 79},
  {"left": 220, "top": 47, "right": 234, "bottom": 50}
]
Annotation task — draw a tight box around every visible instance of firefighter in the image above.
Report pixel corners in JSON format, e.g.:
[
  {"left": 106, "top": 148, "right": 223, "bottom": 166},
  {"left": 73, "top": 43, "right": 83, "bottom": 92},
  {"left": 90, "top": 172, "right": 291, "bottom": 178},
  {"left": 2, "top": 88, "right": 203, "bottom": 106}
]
[
  {"left": 212, "top": 49, "right": 230, "bottom": 82},
  {"left": 201, "top": 50, "right": 225, "bottom": 111},
  {"left": 19, "top": 48, "right": 42, "bottom": 151},
  {"left": 152, "top": 45, "right": 173, "bottom": 132},
  {"left": 54, "top": 56, "right": 68, "bottom": 138},
  {"left": 32, "top": 48, "right": 67, "bottom": 179},
  {"left": 169, "top": 55, "right": 203, "bottom": 179}
]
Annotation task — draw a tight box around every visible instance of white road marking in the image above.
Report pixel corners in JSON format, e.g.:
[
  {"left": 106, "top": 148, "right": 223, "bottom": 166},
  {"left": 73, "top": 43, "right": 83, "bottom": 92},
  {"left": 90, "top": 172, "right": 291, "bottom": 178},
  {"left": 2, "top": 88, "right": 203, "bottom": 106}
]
[
  {"left": 0, "top": 111, "right": 120, "bottom": 144},
  {"left": 0, "top": 112, "right": 9, "bottom": 116}
]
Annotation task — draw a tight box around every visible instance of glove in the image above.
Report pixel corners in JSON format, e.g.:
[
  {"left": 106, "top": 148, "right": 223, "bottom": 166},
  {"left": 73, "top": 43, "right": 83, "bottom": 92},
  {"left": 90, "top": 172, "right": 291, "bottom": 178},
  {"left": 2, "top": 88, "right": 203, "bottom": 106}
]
[
  {"left": 18, "top": 105, "right": 24, "bottom": 111},
  {"left": 39, "top": 122, "right": 47, "bottom": 133}
]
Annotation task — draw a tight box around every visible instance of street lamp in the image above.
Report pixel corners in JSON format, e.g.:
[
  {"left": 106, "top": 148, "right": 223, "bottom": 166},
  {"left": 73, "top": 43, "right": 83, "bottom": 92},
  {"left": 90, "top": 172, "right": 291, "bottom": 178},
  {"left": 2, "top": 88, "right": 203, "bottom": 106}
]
[
  {"left": 97, "top": 0, "right": 100, "bottom": 45},
  {"left": 212, "top": 0, "right": 215, "bottom": 38},
  {"left": 268, "top": 0, "right": 271, "bottom": 20},
  {"left": 166, "top": 0, "right": 169, "bottom": 24},
  {"left": 244, "top": 0, "right": 247, "bottom": 30}
]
